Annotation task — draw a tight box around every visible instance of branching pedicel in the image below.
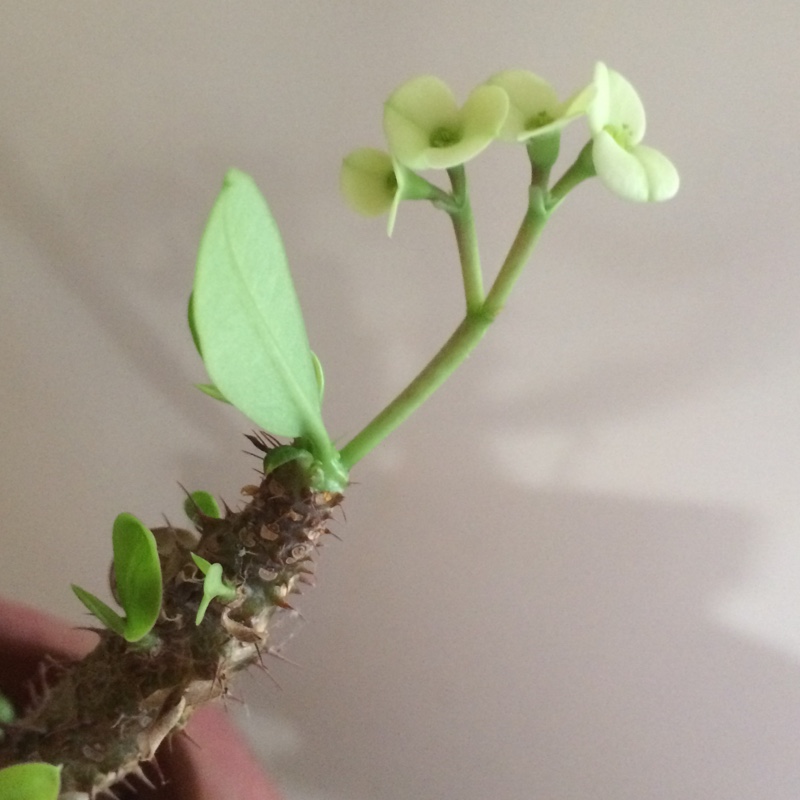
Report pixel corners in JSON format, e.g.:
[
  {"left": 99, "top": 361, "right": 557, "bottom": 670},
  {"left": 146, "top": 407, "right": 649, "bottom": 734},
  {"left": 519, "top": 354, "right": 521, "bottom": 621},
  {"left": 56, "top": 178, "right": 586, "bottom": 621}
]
[{"left": 0, "top": 62, "right": 678, "bottom": 799}]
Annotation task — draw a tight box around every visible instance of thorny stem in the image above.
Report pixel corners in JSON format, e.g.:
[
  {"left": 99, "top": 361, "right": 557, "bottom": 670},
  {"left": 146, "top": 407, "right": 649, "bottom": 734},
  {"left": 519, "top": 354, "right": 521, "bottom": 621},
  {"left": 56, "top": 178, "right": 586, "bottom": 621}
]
[{"left": 0, "top": 460, "right": 341, "bottom": 796}]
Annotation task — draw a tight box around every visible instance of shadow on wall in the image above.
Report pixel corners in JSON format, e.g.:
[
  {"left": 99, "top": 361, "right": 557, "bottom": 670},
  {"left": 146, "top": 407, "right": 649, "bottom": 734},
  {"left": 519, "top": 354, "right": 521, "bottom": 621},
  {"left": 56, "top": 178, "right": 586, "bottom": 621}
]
[
  {"left": 0, "top": 137, "right": 232, "bottom": 446},
  {"left": 251, "top": 460, "right": 800, "bottom": 800}
]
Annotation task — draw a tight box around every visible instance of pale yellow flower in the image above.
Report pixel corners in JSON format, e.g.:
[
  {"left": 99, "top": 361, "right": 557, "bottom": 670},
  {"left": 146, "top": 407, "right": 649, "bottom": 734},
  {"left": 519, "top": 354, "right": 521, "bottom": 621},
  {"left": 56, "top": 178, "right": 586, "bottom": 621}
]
[
  {"left": 486, "top": 69, "right": 593, "bottom": 141},
  {"left": 587, "top": 62, "right": 679, "bottom": 202},
  {"left": 383, "top": 76, "right": 508, "bottom": 170}
]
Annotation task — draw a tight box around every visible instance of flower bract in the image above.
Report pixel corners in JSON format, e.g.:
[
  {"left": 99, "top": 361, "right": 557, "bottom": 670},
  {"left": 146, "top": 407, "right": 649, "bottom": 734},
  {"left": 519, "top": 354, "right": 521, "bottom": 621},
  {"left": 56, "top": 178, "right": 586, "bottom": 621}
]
[
  {"left": 340, "top": 147, "right": 438, "bottom": 235},
  {"left": 383, "top": 76, "right": 508, "bottom": 170},
  {"left": 587, "top": 62, "right": 679, "bottom": 202},
  {"left": 340, "top": 148, "right": 397, "bottom": 217},
  {"left": 486, "top": 69, "right": 593, "bottom": 141}
]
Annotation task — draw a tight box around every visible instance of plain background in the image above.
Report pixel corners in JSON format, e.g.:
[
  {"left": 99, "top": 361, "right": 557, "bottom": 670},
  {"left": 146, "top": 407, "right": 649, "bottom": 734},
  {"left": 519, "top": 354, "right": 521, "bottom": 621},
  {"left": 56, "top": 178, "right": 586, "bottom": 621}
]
[{"left": 2, "top": 3, "right": 800, "bottom": 799}]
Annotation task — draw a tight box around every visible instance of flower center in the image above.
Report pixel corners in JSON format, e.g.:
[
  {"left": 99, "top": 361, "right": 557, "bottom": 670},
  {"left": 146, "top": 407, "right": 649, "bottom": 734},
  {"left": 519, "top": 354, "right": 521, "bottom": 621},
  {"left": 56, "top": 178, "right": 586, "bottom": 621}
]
[
  {"left": 525, "top": 110, "right": 554, "bottom": 131},
  {"left": 385, "top": 172, "right": 398, "bottom": 193},
  {"left": 606, "top": 123, "right": 635, "bottom": 151},
  {"left": 429, "top": 125, "right": 461, "bottom": 149}
]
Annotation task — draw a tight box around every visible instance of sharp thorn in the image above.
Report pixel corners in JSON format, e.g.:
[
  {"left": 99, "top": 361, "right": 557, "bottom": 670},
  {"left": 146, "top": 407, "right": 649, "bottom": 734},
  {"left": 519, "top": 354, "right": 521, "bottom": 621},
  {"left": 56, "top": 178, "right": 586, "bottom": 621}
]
[
  {"left": 225, "top": 692, "right": 246, "bottom": 706},
  {"left": 148, "top": 756, "right": 166, "bottom": 782},
  {"left": 266, "top": 648, "right": 303, "bottom": 668},
  {"left": 178, "top": 727, "right": 202, "bottom": 750},
  {"left": 131, "top": 765, "right": 157, "bottom": 791}
]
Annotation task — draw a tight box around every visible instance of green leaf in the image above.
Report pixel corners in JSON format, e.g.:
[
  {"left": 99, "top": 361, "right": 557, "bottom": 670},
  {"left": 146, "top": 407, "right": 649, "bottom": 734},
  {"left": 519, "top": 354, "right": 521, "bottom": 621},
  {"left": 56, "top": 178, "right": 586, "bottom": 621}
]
[
  {"left": 0, "top": 691, "right": 15, "bottom": 725},
  {"left": 184, "top": 490, "right": 221, "bottom": 523},
  {"left": 195, "top": 383, "right": 231, "bottom": 404},
  {"left": 0, "top": 762, "right": 61, "bottom": 800},
  {"left": 192, "top": 169, "right": 329, "bottom": 448},
  {"left": 0, "top": 691, "right": 14, "bottom": 743},
  {"left": 112, "top": 513, "right": 163, "bottom": 642},
  {"left": 190, "top": 553, "right": 236, "bottom": 624},
  {"left": 190, "top": 552, "right": 213, "bottom": 575},
  {"left": 187, "top": 291, "right": 201, "bottom": 356},
  {"left": 71, "top": 584, "right": 126, "bottom": 637}
]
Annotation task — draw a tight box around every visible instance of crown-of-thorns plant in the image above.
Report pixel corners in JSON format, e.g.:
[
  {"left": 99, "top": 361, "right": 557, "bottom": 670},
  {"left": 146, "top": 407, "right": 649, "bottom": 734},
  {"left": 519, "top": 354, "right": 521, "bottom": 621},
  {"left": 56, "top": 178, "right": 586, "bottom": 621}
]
[{"left": 0, "top": 62, "right": 677, "bottom": 799}]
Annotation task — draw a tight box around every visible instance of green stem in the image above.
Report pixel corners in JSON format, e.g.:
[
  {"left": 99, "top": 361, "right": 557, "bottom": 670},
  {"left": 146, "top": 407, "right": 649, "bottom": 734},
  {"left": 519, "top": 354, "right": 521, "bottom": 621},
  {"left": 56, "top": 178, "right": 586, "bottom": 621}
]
[
  {"left": 548, "top": 141, "right": 595, "bottom": 208},
  {"left": 337, "top": 310, "right": 492, "bottom": 471},
  {"left": 338, "top": 180, "right": 553, "bottom": 472},
  {"left": 447, "top": 165, "right": 484, "bottom": 313},
  {"left": 483, "top": 185, "right": 550, "bottom": 318}
]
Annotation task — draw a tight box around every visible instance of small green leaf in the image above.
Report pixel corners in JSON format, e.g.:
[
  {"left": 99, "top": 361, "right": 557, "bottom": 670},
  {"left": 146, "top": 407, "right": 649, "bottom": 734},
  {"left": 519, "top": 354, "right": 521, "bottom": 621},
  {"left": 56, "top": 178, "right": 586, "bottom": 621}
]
[
  {"left": 192, "top": 169, "right": 330, "bottom": 450},
  {"left": 190, "top": 553, "right": 237, "bottom": 625},
  {"left": 0, "top": 691, "right": 14, "bottom": 742},
  {"left": 195, "top": 383, "right": 231, "bottom": 404},
  {"left": 184, "top": 490, "right": 221, "bottom": 523},
  {"left": 190, "top": 552, "right": 213, "bottom": 575},
  {"left": 0, "top": 691, "right": 15, "bottom": 725},
  {"left": 0, "top": 762, "right": 61, "bottom": 800},
  {"left": 71, "top": 584, "right": 126, "bottom": 637},
  {"left": 112, "top": 513, "right": 163, "bottom": 642}
]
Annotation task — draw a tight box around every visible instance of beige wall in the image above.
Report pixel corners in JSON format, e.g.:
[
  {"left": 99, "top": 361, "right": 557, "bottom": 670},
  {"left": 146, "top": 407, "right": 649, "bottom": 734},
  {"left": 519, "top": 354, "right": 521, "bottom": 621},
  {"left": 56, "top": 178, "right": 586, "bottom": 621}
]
[{"left": 2, "top": 3, "right": 800, "bottom": 799}]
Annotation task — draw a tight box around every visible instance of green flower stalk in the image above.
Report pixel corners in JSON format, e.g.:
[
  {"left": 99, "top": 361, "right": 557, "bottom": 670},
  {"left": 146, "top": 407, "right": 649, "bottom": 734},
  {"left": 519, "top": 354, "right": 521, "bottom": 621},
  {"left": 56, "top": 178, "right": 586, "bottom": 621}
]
[{"left": 335, "top": 63, "right": 678, "bottom": 467}]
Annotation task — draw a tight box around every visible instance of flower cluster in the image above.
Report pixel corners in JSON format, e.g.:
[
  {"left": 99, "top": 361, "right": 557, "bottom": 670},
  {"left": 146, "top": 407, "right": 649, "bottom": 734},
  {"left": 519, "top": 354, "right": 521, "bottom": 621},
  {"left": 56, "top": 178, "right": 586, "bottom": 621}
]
[{"left": 341, "top": 62, "right": 678, "bottom": 229}]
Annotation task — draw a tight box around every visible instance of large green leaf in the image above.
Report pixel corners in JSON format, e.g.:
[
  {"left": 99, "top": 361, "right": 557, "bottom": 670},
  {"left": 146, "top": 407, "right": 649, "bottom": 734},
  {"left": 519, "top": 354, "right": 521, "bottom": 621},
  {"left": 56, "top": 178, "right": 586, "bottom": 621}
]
[
  {"left": 0, "top": 763, "right": 61, "bottom": 800},
  {"left": 187, "top": 291, "right": 202, "bottom": 356},
  {"left": 192, "top": 169, "right": 327, "bottom": 443},
  {"left": 112, "top": 513, "right": 162, "bottom": 642}
]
